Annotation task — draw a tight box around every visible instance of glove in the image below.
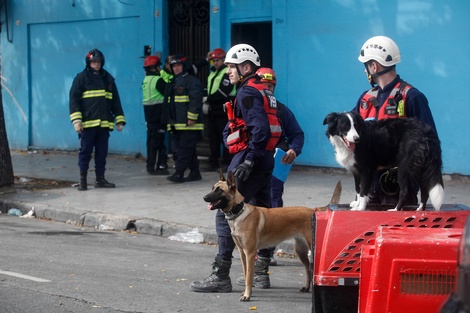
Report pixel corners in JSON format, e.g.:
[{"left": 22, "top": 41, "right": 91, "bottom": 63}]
[
  {"left": 73, "top": 120, "right": 83, "bottom": 134},
  {"left": 233, "top": 159, "right": 254, "bottom": 182}
]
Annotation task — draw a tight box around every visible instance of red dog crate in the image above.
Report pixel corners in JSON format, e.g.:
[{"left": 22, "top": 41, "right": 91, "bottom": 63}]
[
  {"left": 311, "top": 205, "right": 470, "bottom": 313},
  {"left": 359, "top": 227, "right": 461, "bottom": 313}
]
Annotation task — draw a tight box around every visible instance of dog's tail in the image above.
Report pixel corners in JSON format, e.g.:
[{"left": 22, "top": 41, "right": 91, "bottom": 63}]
[
  {"left": 419, "top": 125, "right": 444, "bottom": 211},
  {"left": 316, "top": 181, "right": 342, "bottom": 212},
  {"left": 329, "top": 180, "right": 342, "bottom": 205},
  {"left": 429, "top": 183, "right": 444, "bottom": 211}
]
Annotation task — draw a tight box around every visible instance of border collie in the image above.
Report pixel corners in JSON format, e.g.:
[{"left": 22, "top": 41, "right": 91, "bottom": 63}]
[{"left": 323, "top": 111, "right": 444, "bottom": 211}]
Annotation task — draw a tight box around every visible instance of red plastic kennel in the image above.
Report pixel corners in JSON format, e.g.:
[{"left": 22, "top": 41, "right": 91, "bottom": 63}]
[
  {"left": 359, "top": 226, "right": 461, "bottom": 313},
  {"left": 311, "top": 205, "right": 470, "bottom": 313}
]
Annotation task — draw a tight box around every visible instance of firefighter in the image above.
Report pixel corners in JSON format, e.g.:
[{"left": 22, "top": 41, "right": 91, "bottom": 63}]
[
  {"left": 190, "top": 44, "right": 282, "bottom": 293},
  {"left": 201, "top": 48, "right": 236, "bottom": 172},
  {"left": 163, "top": 54, "right": 204, "bottom": 183},
  {"left": 69, "top": 48, "right": 126, "bottom": 191},
  {"left": 142, "top": 55, "right": 169, "bottom": 175},
  {"left": 354, "top": 35, "right": 437, "bottom": 206}
]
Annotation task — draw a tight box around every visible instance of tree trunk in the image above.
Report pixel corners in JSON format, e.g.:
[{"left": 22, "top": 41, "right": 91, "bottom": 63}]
[{"left": 0, "top": 83, "right": 14, "bottom": 187}]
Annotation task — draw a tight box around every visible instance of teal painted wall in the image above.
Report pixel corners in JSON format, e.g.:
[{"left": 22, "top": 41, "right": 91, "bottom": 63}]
[{"left": 2, "top": 0, "right": 470, "bottom": 174}]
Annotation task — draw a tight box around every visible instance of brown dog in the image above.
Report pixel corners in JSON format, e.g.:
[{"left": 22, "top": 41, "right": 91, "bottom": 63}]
[{"left": 204, "top": 171, "right": 341, "bottom": 301}]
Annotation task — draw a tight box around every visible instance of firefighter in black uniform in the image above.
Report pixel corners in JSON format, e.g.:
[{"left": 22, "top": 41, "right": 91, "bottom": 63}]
[
  {"left": 69, "top": 48, "right": 126, "bottom": 191},
  {"left": 163, "top": 54, "right": 204, "bottom": 183}
]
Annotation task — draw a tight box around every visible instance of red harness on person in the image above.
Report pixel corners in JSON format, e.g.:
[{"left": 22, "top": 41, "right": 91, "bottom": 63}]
[
  {"left": 359, "top": 81, "right": 412, "bottom": 120},
  {"left": 225, "top": 79, "right": 282, "bottom": 154}
]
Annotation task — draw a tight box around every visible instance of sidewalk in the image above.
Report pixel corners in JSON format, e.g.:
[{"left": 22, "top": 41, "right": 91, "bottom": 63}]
[{"left": 1, "top": 150, "right": 469, "bottom": 253}]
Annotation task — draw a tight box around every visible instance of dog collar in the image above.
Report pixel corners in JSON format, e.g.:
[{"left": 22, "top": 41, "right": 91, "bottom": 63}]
[{"left": 225, "top": 202, "right": 244, "bottom": 220}]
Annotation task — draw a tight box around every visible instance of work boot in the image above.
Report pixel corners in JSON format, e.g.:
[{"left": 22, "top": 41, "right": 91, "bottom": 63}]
[
  {"left": 78, "top": 172, "right": 87, "bottom": 191},
  {"left": 236, "top": 256, "right": 271, "bottom": 289},
  {"left": 155, "top": 165, "right": 170, "bottom": 175},
  {"left": 95, "top": 175, "right": 115, "bottom": 188},
  {"left": 184, "top": 170, "right": 202, "bottom": 182},
  {"left": 167, "top": 172, "right": 184, "bottom": 183},
  {"left": 190, "top": 257, "right": 232, "bottom": 293}
]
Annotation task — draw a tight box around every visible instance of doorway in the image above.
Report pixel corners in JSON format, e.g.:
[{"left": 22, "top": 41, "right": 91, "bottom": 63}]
[{"left": 231, "top": 22, "right": 273, "bottom": 68}]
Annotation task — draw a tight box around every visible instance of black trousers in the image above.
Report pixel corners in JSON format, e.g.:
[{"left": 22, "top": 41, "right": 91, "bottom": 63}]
[
  {"left": 146, "top": 122, "right": 168, "bottom": 171},
  {"left": 78, "top": 127, "right": 109, "bottom": 176},
  {"left": 170, "top": 130, "right": 201, "bottom": 175},
  {"left": 207, "top": 113, "right": 230, "bottom": 167}
]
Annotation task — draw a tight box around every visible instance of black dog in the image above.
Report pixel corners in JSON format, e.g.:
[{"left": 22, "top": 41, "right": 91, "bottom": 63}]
[{"left": 323, "top": 111, "right": 444, "bottom": 211}]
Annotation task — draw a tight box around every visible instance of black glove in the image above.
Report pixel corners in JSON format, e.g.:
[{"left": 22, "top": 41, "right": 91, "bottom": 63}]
[{"left": 233, "top": 159, "right": 254, "bottom": 182}]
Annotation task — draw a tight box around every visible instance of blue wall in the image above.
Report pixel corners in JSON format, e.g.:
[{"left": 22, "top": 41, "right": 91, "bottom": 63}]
[{"left": 2, "top": 0, "right": 470, "bottom": 175}]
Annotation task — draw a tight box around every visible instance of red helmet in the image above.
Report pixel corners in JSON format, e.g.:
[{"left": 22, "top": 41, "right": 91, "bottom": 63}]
[
  {"left": 144, "top": 56, "right": 161, "bottom": 68},
  {"left": 256, "top": 67, "right": 276, "bottom": 85},
  {"left": 209, "top": 48, "right": 226, "bottom": 60}
]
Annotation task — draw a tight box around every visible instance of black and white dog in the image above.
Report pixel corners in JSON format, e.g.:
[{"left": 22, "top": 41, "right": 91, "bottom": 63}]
[{"left": 323, "top": 111, "right": 444, "bottom": 211}]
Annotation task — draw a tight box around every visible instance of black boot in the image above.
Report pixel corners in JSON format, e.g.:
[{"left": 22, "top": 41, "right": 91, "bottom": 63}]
[
  {"left": 236, "top": 256, "right": 271, "bottom": 289},
  {"left": 78, "top": 172, "right": 87, "bottom": 191},
  {"left": 184, "top": 170, "right": 202, "bottom": 182},
  {"left": 95, "top": 175, "right": 115, "bottom": 188},
  {"left": 190, "top": 257, "right": 232, "bottom": 293}
]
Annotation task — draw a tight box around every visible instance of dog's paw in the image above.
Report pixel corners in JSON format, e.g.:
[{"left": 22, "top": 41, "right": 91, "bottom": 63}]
[
  {"left": 239, "top": 294, "right": 251, "bottom": 301},
  {"left": 350, "top": 206, "right": 365, "bottom": 211},
  {"left": 349, "top": 200, "right": 359, "bottom": 208},
  {"left": 415, "top": 203, "right": 425, "bottom": 211},
  {"left": 387, "top": 207, "right": 398, "bottom": 211},
  {"left": 300, "top": 286, "right": 310, "bottom": 293}
]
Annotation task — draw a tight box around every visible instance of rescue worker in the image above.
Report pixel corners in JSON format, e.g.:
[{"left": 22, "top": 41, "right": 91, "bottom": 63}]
[
  {"left": 235, "top": 67, "right": 304, "bottom": 271},
  {"left": 163, "top": 54, "right": 204, "bottom": 183},
  {"left": 201, "top": 48, "right": 236, "bottom": 172},
  {"left": 190, "top": 44, "right": 282, "bottom": 293},
  {"left": 142, "top": 55, "right": 169, "bottom": 175},
  {"left": 353, "top": 35, "right": 437, "bottom": 206},
  {"left": 69, "top": 48, "right": 126, "bottom": 191},
  {"left": 255, "top": 67, "right": 304, "bottom": 208}
]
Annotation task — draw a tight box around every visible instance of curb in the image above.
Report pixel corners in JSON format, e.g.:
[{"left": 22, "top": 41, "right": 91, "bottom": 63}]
[{"left": 0, "top": 199, "right": 297, "bottom": 254}]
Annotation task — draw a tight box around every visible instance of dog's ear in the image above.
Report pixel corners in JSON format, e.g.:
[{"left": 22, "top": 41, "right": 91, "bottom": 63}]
[
  {"left": 227, "top": 171, "right": 237, "bottom": 190},
  {"left": 323, "top": 112, "right": 338, "bottom": 125},
  {"left": 218, "top": 168, "right": 226, "bottom": 181}
]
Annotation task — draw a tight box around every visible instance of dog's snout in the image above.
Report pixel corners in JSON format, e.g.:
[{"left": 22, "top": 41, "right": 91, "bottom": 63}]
[{"left": 353, "top": 135, "right": 360, "bottom": 143}]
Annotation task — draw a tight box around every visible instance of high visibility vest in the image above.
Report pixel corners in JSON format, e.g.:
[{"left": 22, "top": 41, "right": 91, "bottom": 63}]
[
  {"left": 359, "top": 81, "right": 412, "bottom": 120},
  {"left": 142, "top": 75, "right": 164, "bottom": 106},
  {"left": 207, "top": 68, "right": 236, "bottom": 97}
]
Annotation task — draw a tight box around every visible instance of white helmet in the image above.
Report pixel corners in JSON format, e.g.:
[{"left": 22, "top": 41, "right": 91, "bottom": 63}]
[
  {"left": 358, "top": 36, "right": 401, "bottom": 67},
  {"left": 225, "top": 43, "right": 261, "bottom": 66}
]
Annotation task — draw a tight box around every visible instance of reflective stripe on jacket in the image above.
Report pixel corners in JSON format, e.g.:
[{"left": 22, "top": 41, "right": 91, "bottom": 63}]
[{"left": 69, "top": 68, "right": 126, "bottom": 130}]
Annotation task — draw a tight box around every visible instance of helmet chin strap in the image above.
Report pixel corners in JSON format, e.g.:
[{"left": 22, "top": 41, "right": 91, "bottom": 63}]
[
  {"left": 236, "top": 64, "right": 245, "bottom": 82},
  {"left": 365, "top": 64, "right": 395, "bottom": 87}
]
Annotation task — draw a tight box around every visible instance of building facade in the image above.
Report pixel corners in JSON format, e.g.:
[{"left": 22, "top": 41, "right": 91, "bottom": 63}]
[{"left": 1, "top": 0, "right": 469, "bottom": 174}]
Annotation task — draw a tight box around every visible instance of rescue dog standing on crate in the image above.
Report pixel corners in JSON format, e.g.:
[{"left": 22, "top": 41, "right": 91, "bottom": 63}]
[
  {"left": 323, "top": 111, "right": 444, "bottom": 212},
  {"left": 203, "top": 170, "right": 341, "bottom": 301}
]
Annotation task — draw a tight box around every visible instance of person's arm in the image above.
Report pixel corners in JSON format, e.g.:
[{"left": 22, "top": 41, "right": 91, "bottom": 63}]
[
  {"left": 406, "top": 88, "right": 437, "bottom": 132},
  {"left": 186, "top": 77, "right": 204, "bottom": 125},
  {"left": 155, "top": 77, "right": 167, "bottom": 95},
  {"left": 239, "top": 87, "right": 271, "bottom": 162}
]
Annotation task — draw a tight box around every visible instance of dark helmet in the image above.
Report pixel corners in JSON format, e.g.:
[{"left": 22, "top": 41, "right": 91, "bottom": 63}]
[
  {"left": 86, "top": 48, "right": 105, "bottom": 67},
  {"left": 144, "top": 56, "right": 162, "bottom": 69},
  {"left": 170, "top": 54, "right": 191, "bottom": 73}
]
